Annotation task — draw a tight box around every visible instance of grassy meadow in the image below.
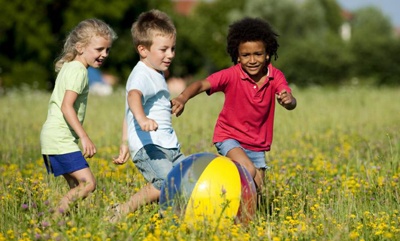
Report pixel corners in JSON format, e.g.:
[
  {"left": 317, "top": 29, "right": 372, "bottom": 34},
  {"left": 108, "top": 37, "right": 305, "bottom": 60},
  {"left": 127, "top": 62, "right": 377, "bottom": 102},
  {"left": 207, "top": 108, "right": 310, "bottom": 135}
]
[{"left": 0, "top": 86, "right": 399, "bottom": 240}]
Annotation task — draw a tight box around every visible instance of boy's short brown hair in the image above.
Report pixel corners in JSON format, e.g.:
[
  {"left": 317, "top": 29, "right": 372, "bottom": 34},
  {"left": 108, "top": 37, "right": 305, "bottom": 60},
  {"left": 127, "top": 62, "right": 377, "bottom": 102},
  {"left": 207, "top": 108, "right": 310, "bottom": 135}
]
[{"left": 131, "top": 9, "right": 176, "bottom": 52}]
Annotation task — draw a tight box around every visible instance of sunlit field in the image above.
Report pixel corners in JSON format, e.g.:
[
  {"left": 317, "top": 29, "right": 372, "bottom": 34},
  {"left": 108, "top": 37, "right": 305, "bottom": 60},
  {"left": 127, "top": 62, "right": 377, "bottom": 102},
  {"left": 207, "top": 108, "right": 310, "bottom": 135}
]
[{"left": 1, "top": 85, "right": 399, "bottom": 240}]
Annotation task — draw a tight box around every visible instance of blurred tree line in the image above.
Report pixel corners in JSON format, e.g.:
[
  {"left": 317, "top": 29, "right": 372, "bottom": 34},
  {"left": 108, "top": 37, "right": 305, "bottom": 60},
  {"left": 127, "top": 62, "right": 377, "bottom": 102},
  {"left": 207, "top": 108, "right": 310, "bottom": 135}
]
[{"left": 0, "top": 0, "right": 399, "bottom": 92}]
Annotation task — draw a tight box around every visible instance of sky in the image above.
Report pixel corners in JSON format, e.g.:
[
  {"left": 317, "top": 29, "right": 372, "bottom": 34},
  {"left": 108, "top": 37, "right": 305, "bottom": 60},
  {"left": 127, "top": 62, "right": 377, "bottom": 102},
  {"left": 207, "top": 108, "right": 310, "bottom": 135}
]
[{"left": 336, "top": 0, "right": 400, "bottom": 27}]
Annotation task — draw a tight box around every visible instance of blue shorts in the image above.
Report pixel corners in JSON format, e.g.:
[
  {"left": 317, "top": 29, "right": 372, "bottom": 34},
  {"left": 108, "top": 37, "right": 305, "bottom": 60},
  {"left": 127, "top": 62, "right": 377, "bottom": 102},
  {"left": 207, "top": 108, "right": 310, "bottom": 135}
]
[
  {"left": 215, "top": 139, "right": 269, "bottom": 169},
  {"left": 43, "top": 151, "right": 89, "bottom": 177},
  {"left": 132, "top": 145, "right": 185, "bottom": 190}
]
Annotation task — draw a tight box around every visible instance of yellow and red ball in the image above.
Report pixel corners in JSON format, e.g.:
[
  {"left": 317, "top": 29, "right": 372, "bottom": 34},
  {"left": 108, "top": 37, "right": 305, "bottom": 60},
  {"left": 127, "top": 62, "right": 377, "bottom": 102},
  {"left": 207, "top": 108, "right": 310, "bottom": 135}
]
[{"left": 159, "top": 152, "right": 257, "bottom": 224}]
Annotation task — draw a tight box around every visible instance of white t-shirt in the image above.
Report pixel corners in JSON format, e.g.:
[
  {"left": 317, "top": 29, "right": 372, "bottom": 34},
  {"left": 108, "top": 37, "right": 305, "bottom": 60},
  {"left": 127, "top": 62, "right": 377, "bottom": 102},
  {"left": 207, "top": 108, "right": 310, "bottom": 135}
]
[{"left": 125, "top": 61, "right": 180, "bottom": 158}]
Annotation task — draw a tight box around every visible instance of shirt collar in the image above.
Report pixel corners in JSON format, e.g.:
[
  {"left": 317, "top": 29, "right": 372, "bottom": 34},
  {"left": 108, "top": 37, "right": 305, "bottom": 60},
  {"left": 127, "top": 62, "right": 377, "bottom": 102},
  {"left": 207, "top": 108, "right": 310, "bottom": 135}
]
[{"left": 237, "top": 63, "right": 274, "bottom": 83}]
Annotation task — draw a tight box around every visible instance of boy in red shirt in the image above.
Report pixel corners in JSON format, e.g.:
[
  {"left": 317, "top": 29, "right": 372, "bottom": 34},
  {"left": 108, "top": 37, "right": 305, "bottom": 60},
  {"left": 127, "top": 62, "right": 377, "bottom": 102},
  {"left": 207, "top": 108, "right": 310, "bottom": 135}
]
[{"left": 171, "top": 17, "right": 296, "bottom": 191}]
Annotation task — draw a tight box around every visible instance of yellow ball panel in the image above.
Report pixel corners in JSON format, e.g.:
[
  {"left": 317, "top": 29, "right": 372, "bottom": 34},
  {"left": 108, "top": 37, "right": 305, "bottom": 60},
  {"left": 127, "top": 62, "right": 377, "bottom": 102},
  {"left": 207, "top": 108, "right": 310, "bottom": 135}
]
[{"left": 184, "top": 156, "right": 241, "bottom": 223}]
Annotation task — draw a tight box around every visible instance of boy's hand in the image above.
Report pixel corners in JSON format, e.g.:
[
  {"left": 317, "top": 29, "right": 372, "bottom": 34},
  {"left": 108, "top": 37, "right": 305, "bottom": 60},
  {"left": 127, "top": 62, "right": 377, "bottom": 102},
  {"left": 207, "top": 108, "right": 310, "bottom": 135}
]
[
  {"left": 137, "top": 117, "right": 158, "bottom": 131},
  {"left": 113, "top": 143, "right": 130, "bottom": 165},
  {"left": 276, "top": 90, "right": 296, "bottom": 110},
  {"left": 171, "top": 97, "right": 185, "bottom": 117}
]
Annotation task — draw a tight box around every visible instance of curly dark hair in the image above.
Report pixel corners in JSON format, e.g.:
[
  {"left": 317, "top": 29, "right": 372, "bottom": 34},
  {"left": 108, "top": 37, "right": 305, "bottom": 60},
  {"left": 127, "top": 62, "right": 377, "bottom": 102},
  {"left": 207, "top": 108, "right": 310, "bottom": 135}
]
[{"left": 227, "top": 17, "right": 279, "bottom": 64}]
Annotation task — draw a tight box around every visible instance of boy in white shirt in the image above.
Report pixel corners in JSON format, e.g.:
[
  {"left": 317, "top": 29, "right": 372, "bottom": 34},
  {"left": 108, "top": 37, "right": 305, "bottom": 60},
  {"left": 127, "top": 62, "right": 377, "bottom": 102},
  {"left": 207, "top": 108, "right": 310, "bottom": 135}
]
[{"left": 110, "top": 9, "right": 185, "bottom": 222}]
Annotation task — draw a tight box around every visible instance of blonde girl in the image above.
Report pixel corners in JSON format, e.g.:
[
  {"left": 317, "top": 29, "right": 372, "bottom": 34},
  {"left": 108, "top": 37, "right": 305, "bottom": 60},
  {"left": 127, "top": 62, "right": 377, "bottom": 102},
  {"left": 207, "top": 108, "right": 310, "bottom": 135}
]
[{"left": 40, "top": 18, "right": 117, "bottom": 218}]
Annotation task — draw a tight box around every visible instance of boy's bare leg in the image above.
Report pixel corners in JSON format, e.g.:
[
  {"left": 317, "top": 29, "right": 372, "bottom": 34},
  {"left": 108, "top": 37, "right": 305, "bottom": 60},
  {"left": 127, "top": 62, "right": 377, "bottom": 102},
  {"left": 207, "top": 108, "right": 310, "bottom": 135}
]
[
  {"left": 226, "top": 147, "right": 261, "bottom": 188},
  {"left": 118, "top": 183, "right": 160, "bottom": 214}
]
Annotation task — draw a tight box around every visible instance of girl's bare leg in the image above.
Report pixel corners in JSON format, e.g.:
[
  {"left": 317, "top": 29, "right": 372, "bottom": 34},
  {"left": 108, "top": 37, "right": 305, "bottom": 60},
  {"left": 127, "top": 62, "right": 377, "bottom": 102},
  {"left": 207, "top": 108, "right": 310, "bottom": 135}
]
[{"left": 54, "top": 167, "right": 96, "bottom": 217}]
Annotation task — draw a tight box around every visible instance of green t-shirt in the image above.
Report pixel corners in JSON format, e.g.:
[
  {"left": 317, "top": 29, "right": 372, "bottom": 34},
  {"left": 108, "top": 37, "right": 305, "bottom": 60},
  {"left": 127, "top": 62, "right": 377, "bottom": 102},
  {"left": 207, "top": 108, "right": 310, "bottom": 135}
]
[{"left": 40, "top": 61, "right": 89, "bottom": 155}]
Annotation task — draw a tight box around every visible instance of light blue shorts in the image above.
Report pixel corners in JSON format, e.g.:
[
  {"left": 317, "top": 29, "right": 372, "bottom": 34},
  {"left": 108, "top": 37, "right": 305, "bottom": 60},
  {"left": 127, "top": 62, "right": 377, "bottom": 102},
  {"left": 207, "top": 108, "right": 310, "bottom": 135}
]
[
  {"left": 133, "top": 145, "right": 185, "bottom": 190},
  {"left": 215, "top": 139, "right": 268, "bottom": 169}
]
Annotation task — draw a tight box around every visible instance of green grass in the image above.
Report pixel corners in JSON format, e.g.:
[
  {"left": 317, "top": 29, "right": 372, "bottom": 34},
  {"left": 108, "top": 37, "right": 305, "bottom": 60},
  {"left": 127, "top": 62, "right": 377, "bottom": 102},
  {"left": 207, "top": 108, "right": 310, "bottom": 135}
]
[{"left": 0, "top": 86, "right": 399, "bottom": 240}]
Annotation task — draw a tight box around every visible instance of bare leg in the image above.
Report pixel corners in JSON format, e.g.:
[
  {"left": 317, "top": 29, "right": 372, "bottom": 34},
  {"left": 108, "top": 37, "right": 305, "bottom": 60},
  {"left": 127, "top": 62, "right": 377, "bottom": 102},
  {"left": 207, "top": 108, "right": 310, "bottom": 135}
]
[
  {"left": 55, "top": 167, "right": 96, "bottom": 217},
  {"left": 118, "top": 183, "right": 160, "bottom": 215},
  {"left": 226, "top": 148, "right": 268, "bottom": 212},
  {"left": 226, "top": 147, "right": 263, "bottom": 189},
  {"left": 255, "top": 168, "right": 265, "bottom": 189}
]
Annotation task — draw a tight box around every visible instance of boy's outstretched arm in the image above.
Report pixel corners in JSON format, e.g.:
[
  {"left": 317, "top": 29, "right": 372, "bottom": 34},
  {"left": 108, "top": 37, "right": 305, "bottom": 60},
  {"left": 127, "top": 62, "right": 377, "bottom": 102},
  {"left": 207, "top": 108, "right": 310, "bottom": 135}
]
[{"left": 171, "top": 79, "right": 211, "bottom": 117}]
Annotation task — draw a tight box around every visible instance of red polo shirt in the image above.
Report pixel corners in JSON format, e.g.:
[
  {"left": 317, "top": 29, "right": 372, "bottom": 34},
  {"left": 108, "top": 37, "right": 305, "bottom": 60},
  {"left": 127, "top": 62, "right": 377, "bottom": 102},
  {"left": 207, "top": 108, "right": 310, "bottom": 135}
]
[{"left": 206, "top": 63, "right": 291, "bottom": 152}]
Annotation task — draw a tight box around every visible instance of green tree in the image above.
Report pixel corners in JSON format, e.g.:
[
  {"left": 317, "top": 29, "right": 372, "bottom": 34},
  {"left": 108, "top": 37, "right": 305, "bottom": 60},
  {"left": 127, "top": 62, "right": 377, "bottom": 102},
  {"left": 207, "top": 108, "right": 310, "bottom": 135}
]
[
  {"left": 1, "top": 0, "right": 398, "bottom": 90},
  {"left": 225, "top": 0, "right": 347, "bottom": 86},
  {"left": 172, "top": 0, "right": 246, "bottom": 80},
  {"left": 0, "top": 0, "right": 174, "bottom": 91},
  {"left": 320, "top": 0, "right": 343, "bottom": 33},
  {"left": 0, "top": 0, "right": 56, "bottom": 89},
  {"left": 348, "top": 6, "right": 398, "bottom": 85}
]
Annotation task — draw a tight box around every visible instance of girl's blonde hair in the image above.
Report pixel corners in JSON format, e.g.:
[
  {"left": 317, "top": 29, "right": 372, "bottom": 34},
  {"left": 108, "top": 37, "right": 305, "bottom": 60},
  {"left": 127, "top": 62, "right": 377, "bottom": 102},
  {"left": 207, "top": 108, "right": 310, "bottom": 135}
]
[{"left": 55, "top": 18, "right": 117, "bottom": 72}]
